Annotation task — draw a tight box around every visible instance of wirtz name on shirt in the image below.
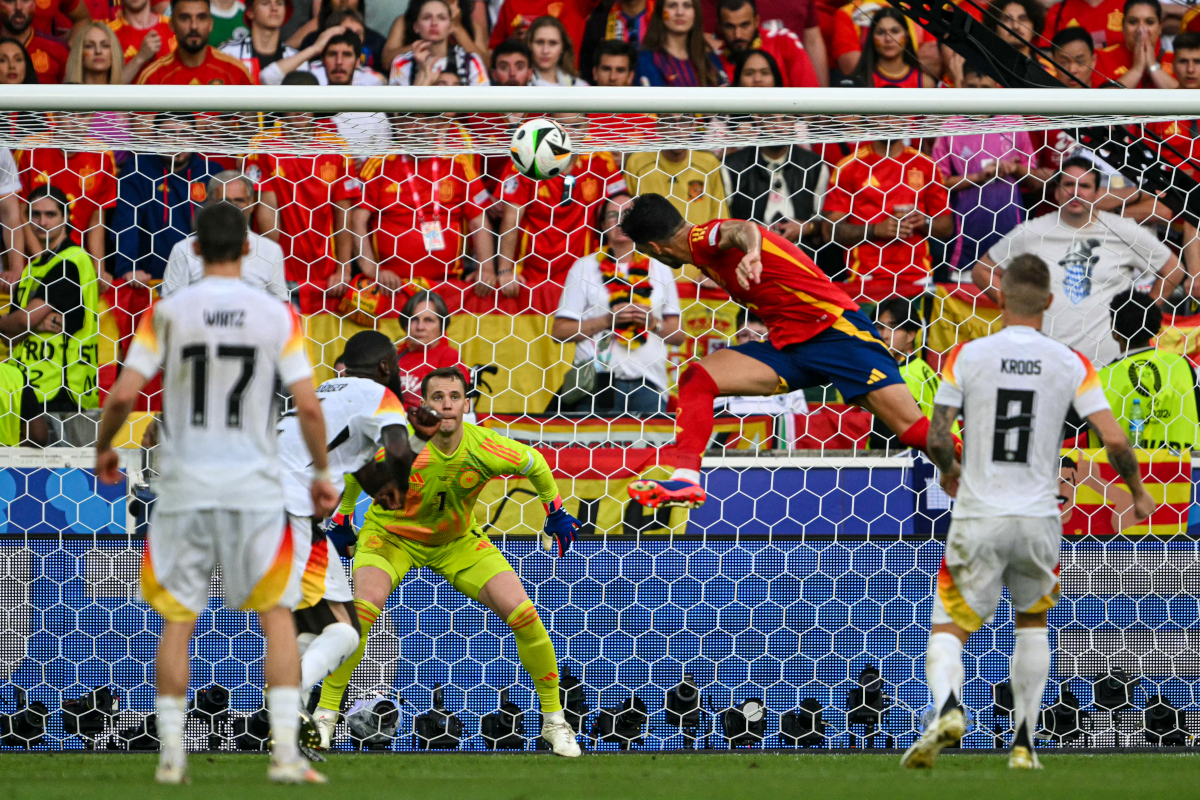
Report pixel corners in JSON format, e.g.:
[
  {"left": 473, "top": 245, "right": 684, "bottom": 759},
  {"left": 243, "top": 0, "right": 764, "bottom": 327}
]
[{"left": 204, "top": 309, "right": 246, "bottom": 328}]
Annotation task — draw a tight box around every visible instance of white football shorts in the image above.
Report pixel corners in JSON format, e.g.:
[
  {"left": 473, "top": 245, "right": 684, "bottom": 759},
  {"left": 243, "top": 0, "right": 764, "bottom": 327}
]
[{"left": 288, "top": 513, "right": 354, "bottom": 611}]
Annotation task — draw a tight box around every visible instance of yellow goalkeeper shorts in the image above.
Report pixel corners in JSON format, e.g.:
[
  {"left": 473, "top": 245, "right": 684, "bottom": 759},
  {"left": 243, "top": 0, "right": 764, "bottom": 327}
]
[{"left": 353, "top": 519, "right": 514, "bottom": 601}]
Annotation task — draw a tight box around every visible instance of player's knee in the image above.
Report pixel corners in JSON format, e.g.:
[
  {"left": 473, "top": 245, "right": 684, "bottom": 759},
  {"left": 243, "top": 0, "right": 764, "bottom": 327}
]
[
  {"left": 1015, "top": 611, "right": 1047, "bottom": 628},
  {"left": 324, "top": 621, "right": 361, "bottom": 655},
  {"left": 679, "top": 364, "right": 719, "bottom": 398},
  {"left": 506, "top": 600, "right": 545, "bottom": 638}
]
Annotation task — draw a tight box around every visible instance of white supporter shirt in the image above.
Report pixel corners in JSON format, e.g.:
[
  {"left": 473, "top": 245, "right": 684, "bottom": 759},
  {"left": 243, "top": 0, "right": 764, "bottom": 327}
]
[
  {"left": 389, "top": 47, "right": 489, "bottom": 86},
  {"left": 124, "top": 278, "right": 313, "bottom": 513},
  {"left": 260, "top": 60, "right": 387, "bottom": 85},
  {"left": 0, "top": 147, "right": 19, "bottom": 195},
  {"left": 935, "top": 325, "right": 1110, "bottom": 519},
  {"left": 278, "top": 376, "right": 408, "bottom": 517},
  {"left": 985, "top": 211, "right": 1171, "bottom": 366},
  {"left": 161, "top": 232, "right": 288, "bottom": 301},
  {"left": 555, "top": 253, "right": 681, "bottom": 392}
]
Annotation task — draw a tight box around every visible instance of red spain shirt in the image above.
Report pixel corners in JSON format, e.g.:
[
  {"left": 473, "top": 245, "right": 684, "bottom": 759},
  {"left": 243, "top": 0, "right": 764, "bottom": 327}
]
[
  {"left": 1094, "top": 41, "right": 1174, "bottom": 87},
  {"left": 23, "top": 31, "right": 68, "bottom": 83},
  {"left": 396, "top": 340, "right": 467, "bottom": 412},
  {"left": 16, "top": 146, "right": 117, "bottom": 239},
  {"left": 687, "top": 219, "right": 858, "bottom": 348},
  {"left": 1044, "top": 0, "right": 1125, "bottom": 48},
  {"left": 248, "top": 143, "right": 360, "bottom": 314},
  {"left": 359, "top": 153, "right": 488, "bottom": 286},
  {"left": 135, "top": 45, "right": 253, "bottom": 84},
  {"left": 500, "top": 150, "right": 625, "bottom": 285},
  {"left": 31, "top": 0, "right": 81, "bottom": 36},
  {"left": 822, "top": 144, "right": 950, "bottom": 286},
  {"left": 488, "top": 0, "right": 596, "bottom": 65},
  {"left": 108, "top": 14, "right": 176, "bottom": 63}
]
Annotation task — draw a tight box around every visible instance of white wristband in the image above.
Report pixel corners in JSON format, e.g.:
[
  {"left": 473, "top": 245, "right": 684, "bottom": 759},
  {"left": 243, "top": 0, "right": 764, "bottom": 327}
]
[
  {"left": 409, "top": 433, "right": 429, "bottom": 453},
  {"left": 313, "top": 467, "right": 332, "bottom": 483}
]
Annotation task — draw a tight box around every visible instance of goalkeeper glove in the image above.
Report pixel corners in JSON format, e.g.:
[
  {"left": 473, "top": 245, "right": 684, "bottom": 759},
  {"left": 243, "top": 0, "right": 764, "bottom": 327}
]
[
  {"left": 542, "top": 496, "right": 580, "bottom": 557},
  {"left": 324, "top": 512, "right": 357, "bottom": 558}
]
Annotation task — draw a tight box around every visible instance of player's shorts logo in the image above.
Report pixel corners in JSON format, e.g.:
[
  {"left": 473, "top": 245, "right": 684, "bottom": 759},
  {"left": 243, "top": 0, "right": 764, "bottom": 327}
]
[
  {"left": 365, "top": 535, "right": 383, "bottom": 550},
  {"left": 458, "top": 470, "right": 480, "bottom": 489}
]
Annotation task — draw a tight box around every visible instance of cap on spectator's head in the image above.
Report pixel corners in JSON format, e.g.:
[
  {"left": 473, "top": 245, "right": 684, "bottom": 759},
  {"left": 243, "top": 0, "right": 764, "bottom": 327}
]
[
  {"left": 620, "top": 194, "right": 687, "bottom": 246},
  {"left": 1123, "top": 0, "right": 1161, "bottom": 21},
  {"left": 1000, "top": 254, "right": 1052, "bottom": 316},
  {"left": 27, "top": 184, "right": 70, "bottom": 219},
  {"left": 1110, "top": 289, "right": 1162, "bottom": 347},
  {"left": 491, "top": 36, "right": 532, "bottom": 70},
  {"left": 195, "top": 202, "right": 248, "bottom": 265},
  {"left": 593, "top": 38, "right": 637, "bottom": 70},
  {"left": 875, "top": 297, "right": 921, "bottom": 333},
  {"left": 282, "top": 70, "right": 320, "bottom": 86},
  {"left": 1051, "top": 26, "right": 1094, "bottom": 53},
  {"left": 341, "top": 330, "right": 399, "bottom": 370}
]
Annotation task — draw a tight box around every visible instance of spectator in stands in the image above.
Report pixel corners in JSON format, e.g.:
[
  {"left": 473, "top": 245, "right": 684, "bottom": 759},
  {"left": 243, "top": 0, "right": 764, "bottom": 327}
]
[
  {"left": 1149, "top": 34, "right": 1200, "bottom": 183},
  {"left": 384, "top": 0, "right": 485, "bottom": 68},
  {"left": 1050, "top": 26, "right": 1101, "bottom": 87},
  {"left": 0, "top": 0, "right": 69, "bottom": 82},
  {"left": 850, "top": 6, "right": 933, "bottom": 87},
  {"left": 492, "top": 117, "right": 627, "bottom": 296},
  {"left": 1174, "top": 31, "right": 1200, "bottom": 90},
  {"left": 1044, "top": 0, "right": 1126, "bottom": 50},
  {"left": 701, "top": 0, "right": 829, "bottom": 86},
  {"left": 390, "top": 0, "right": 488, "bottom": 85},
  {"left": 592, "top": 37, "right": 637, "bottom": 85},
  {"left": 1095, "top": 0, "right": 1176, "bottom": 88},
  {"left": 823, "top": 135, "right": 953, "bottom": 299},
  {"left": 17, "top": 129, "right": 117, "bottom": 275},
  {"left": 985, "top": 0, "right": 1054, "bottom": 73},
  {"left": 732, "top": 46, "right": 779, "bottom": 85},
  {"left": 713, "top": 0, "right": 818, "bottom": 87},
  {"left": 587, "top": 39, "right": 656, "bottom": 155},
  {"left": 288, "top": 0, "right": 385, "bottom": 71},
  {"left": 829, "top": 0, "right": 938, "bottom": 79},
  {"left": 218, "top": 0, "right": 299, "bottom": 81},
  {"left": 0, "top": 185, "right": 100, "bottom": 446},
  {"left": 972, "top": 158, "right": 1183, "bottom": 366},
  {"left": 0, "top": 358, "right": 48, "bottom": 445},
  {"left": 713, "top": 309, "right": 808, "bottom": 420},
  {"left": 395, "top": 289, "right": 467, "bottom": 413},
  {"left": 209, "top": 0, "right": 246, "bottom": 46},
  {"left": 931, "top": 61, "right": 1038, "bottom": 271},
  {"left": 868, "top": 297, "right": 938, "bottom": 450},
  {"left": 29, "top": 0, "right": 88, "bottom": 42},
  {"left": 1096, "top": 289, "right": 1199, "bottom": 451},
  {"left": 162, "top": 173, "right": 287, "bottom": 299},
  {"left": 551, "top": 192, "right": 683, "bottom": 416},
  {"left": 579, "top": 0, "right": 651, "bottom": 85},
  {"left": 489, "top": 36, "right": 532, "bottom": 86},
  {"left": 526, "top": 15, "right": 586, "bottom": 86},
  {"left": 108, "top": 0, "right": 175, "bottom": 84},
  {"left": 625, "top": 114, "right": 728, "bottom": 231},
  {"left": 637, "top": 0, "right": 727, "bottom": 86},
  {"left": 489, "top": 0, "right": 590, "bottom": 63},
  {"left": 0, "top": 36, "right": 37, "bottom": 83},
  {"left": 65, "top": 22, "right": 123, "bottom": 85},
  {"left": 113, "top": 114, "right": 224, "bottom": 284},
  {"left": 249, "top": 100, "right": 359, "bottom": 380},
  {"left": 0, "top": 147, "right": 22, "bottom": 280},
  {"left": 267, "top": 22, "right": 384, "bottom": 84},
  {"left": 135, "top": 0, "right": 254, "bottom": 84}
]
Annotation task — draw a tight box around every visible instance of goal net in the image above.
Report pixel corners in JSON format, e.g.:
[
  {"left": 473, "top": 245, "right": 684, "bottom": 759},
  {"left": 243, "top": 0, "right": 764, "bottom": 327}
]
[{"left": 0, "top": 86, "right": 1197, "bottom": 752}]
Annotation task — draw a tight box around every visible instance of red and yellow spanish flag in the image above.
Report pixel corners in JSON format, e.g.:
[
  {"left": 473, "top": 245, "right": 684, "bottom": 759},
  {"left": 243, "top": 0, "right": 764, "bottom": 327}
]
[{"left": 1061, "top": 448, "right": 1190, "bottom": 537}]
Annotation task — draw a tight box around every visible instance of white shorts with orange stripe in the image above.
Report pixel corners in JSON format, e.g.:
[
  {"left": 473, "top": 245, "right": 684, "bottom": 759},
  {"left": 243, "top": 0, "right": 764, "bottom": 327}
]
[
  {"left": 931, "top": 516, "right": 1061, "bottom": 633},
  {"left": 140, "top": 508, "right": 300, "bottom": 622},
  {"left": 288, "top": 514, "right": 353, "bottom": 611}
]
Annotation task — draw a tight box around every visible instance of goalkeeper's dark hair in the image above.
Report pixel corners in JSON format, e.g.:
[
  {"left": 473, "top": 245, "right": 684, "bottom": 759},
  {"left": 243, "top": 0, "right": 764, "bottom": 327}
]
[
  {"left": 1051, "top": 26, "right": 1094, "bottom": 53},
  {"left": 1110, "top": 289, "right": 1162, "bottom": 348},
  {"left": 875, "top": 297, "right": 921, "bottom": 333},
  {"left": 341, "top": 330, "right": 399, "bottom": 371},
  {"left": 421, "top": 366, "right": 468, "bottom": 398},
  {"left": 194, "top": 202, "right": 247, "bottom": 264},
  {"left": 620, "top": 193, "right": 687, "bottom": 246},
  {"left": 27, "top": 184, "right": 70, "bottom": 220},
  {"left": 1000, "top": 254, "right": 1051, "bottom": 316}
]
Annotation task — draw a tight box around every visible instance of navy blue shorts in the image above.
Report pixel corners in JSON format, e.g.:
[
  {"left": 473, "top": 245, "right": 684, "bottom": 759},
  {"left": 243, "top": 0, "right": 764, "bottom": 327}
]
[{"left": 731, "top": 308, "right": 905, "bottom": 401}]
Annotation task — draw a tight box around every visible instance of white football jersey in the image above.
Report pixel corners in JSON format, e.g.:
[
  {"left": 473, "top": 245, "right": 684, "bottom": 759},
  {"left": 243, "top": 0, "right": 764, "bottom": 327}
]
[
  {"left": 277, "top": 376, "right": 408, "bottom": 517},
  {"left": 935, "top": 325, "right": 1110, "bottom": 519},
  {"left": 125, "top": 277, "right": 313, "bottom": 513}
]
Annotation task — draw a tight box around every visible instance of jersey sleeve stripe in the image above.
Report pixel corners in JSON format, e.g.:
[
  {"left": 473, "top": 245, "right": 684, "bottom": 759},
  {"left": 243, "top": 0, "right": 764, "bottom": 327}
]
[
  {"left": 283, "top": 306, "right": 306, "bottom": 358},
  {"left": 480, "top": 439, "right": 521, "bottom": 465},
  {"left": 131, "top": 306, "right": 159, "bottom": 355},
  {"left": 1074, "top": 350, "right": 1102, "bottom": 396},
  {"left": 762, "top": 238, "right": 819, "bottom": 277},
  {"left": 375, "top": 389, "right": 405, "bottom": 416},
  {"left": 941, "top": 342, "right": 966, "bottom": 388}
]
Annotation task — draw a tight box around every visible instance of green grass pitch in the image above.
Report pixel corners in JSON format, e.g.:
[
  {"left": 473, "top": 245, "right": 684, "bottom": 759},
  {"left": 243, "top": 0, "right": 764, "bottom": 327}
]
[{"left": 3, "top": 752, "right": 1197, "bottom": 800}]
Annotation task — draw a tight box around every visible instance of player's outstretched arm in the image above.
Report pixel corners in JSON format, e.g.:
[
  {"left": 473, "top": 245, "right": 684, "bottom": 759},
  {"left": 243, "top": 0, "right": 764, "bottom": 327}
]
[
  {"left": 1087, "top": 408, "right": 1158, "bottom": 522},
  {"left": 95, "top": 366, "right": 150, "bottom": 484},
  {"left": 928, "top": 403, "right": 962, "bottom": 497},
  {"left": 501, "top": 442, "right": 580, "bottom": 556},
  {"left": 290, "top": 376, "right": 337, "bottom": 518}
]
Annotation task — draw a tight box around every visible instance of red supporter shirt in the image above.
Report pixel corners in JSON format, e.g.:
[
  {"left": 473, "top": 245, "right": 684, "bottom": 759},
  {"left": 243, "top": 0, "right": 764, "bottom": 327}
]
[
  {"left": 873, "top": 66, "right": 921, "bottom": 88},
  {"left": 822, "top": 144, "right": 950, "bottom": 286},
  {"left": 16, "top": 146, "right": 117, "bottom": 239},
  {"left": 500, "top": 151, "right": 626, "bottom": 286},
  {"left": 716, "top": 25, "right": 818, "bottom": 87},
  {"left": 359, "top": 153, "right": 489, "bottom": 286},
  {"left": 1044, "top": 0, "right": 1125, "bottom": 48},
  {"left": 135, "top": 45, "right": 254, "bottom": 84},
  {"left": 248, "top": 144, "right": 361, "bottom": 313},
  {"left": 1094, "top": 42, "right": 1174, "bottom": 86},
  {"left": 396, "top": 340, "right": 466, "bottom": 412},
  {"left": 108, "top": 14, "right": 176, "bottom": 63},
  {"left": 687, "top": 219, "right": 857, "bottom": 348},
  {"left": 31, "top": 0, "right": 80, "bottom": 36},
  {"left": 24, "top": 31, "right": 68, "bottom": 83},
  {"left": 1146, "top": 120, "right": 1200, "bottom": 180},
  {"left": 489, "top": 0, "right": 596, "bottom": 64}
]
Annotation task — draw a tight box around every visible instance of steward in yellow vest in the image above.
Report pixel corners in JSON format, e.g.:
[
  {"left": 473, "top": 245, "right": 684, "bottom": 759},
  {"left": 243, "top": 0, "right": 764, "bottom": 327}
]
[{"left": 869, "top": 298, "right": 943, "bottom": 449}]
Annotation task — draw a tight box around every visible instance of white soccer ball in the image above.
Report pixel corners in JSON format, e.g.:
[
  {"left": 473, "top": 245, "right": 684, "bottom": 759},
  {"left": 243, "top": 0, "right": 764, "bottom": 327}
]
[{"left": 510, "top": 117, "right": 573, "bottom": 180}]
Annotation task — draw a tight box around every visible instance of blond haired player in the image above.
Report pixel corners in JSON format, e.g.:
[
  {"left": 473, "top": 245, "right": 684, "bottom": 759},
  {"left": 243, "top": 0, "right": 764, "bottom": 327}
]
[
  {"left": 908, "top": 254, "right": 1156, "bottom": 770},
  {"left": 314, "top": 367, "right": 584, "bottom": 756},
  {"left": 95, "top": 203, "right": 337, "bottom": 785}
]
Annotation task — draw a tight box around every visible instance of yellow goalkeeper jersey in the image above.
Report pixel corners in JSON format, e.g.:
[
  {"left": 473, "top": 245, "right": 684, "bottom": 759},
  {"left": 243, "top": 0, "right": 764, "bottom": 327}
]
[{"left": 363, "top": 422, "right": 559, "bottom": 546}]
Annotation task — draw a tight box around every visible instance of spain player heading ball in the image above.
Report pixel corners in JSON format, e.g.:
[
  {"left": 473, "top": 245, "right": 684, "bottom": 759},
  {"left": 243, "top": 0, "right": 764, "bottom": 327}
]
[
  {"left": 314, "top": 367, "right": 584, "bottom": 756},
  {"left": 620, "top": 193, "right": 958, "bottom": 509}
]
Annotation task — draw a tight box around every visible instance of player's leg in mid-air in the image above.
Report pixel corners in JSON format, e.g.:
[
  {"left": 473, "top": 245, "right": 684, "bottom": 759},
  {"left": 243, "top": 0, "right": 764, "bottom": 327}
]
[
  {"left": 629, "top": 308, "right": 935, "bottom": 509},
  {"left": 903, "top": 517, "right": 1057, "bottom": 770}
]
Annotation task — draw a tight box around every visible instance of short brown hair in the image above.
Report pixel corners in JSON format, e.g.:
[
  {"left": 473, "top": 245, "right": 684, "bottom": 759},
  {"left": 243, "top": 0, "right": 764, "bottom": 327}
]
[
  {"left": 1001, "top": 254, "right": 1051, "bottom": 316},
  {"left": 421, "top": 366, "right": 468, "bottom": 398}
]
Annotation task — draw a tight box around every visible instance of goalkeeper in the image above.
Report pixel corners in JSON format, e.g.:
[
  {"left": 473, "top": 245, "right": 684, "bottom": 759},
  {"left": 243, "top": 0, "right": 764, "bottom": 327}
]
[{"left": 315, "top": 366, "right": 583, "bottom": 756}]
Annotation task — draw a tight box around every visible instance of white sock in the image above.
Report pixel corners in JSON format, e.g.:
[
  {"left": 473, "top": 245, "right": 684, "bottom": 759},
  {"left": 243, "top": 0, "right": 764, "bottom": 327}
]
[
  {"left": 267, "top": 686, "right": 301, "bottom": 763},
  {"left": 1011, "top": 627, "right": 1050, "bottom": 747},
  {"left": 926, "top": 632, "right": 965, "bottom": 713},
  {"left": 296, "top": 632, "right": 317, "bottom": 658},
  {"left": 670, "top": 468, "right": 701, "bottom": 484},
  {"left": 544, "top": 709, "right": 566, "bottom": 726},
  {"left": 156, "top": 695, "right": 186, "bottom": 766},
  {"left": 300, "top": 623, "right": 360, "bottom": 694}
]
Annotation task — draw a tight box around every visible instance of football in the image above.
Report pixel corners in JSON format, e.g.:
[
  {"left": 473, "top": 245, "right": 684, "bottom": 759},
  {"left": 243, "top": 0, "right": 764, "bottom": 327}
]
[{"left": 510, "top": 117, "right": 573, "bottom": 180}]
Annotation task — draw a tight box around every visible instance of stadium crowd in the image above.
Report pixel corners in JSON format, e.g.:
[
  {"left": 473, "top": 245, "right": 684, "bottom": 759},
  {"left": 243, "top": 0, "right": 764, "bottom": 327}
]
[{"left": 1, "top": 0, "right": 1200, "bottom": 450}]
